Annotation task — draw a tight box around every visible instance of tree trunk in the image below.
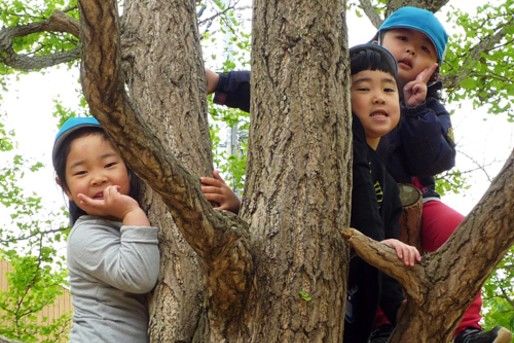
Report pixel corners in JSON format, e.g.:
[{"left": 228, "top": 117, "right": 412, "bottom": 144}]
[
  {"left": 236, "top": 0, "right": 352, "bottom": 341},
  {"left": 119, "top": 1, "right": 212, "bottom": 341}
]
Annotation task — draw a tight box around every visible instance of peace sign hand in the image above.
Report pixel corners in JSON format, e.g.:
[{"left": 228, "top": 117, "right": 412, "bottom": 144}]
[{"left": 403, "top": 63, "right": 438, "bottom": 108}]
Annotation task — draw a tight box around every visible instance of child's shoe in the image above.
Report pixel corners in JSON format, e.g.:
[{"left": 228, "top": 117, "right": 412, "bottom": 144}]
[
  {"left": 454, "top": 326, "right": 512, "bottom": 343},
  {"left": 368, "top": 324, "right": 394, "bottom": 343}
]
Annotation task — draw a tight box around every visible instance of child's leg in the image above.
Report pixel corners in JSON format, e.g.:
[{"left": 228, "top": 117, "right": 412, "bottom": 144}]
[{"left": 421, "top": 200, "right": 482, "bottom": 335}]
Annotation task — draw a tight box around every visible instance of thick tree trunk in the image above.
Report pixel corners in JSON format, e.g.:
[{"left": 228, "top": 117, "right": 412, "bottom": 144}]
[{"left": 236, "top": 0, "right": 352, "bottom": 341}]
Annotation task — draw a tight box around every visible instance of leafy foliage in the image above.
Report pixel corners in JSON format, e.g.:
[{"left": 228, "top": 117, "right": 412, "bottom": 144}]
[
  {"left": 482, "top": 246, "right": 514, "bottom": 332},
  {"left": 444, "top": 1, "right": 514, "bottom": 120},
  {"left": 0, "top": 250, "right": 70, "bottom": 342}
]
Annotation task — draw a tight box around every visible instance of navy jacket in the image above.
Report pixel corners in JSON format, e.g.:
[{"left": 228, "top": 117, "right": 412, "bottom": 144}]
[
  {"left": 346, "top": 117, "right": 404, "bottom": 342},
  {"left": 212, "top": 70, "right": 456, "bottom": 198}
]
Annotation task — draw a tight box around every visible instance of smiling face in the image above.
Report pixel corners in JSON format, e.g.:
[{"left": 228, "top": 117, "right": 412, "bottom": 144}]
[
  {"left": 381, "top": 28, "right": 438, "bottom": 86},
  {"left": 351, "top": 69, "right": 401, "bottom": 149},
  {"left": 63, "top": 132, "right": 130, "bottom": 213}
]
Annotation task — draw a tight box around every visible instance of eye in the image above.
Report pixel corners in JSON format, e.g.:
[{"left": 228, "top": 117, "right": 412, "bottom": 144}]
[
  {"left": 384, "top": 87, "right": 396, "bottom": 93},
  {"left": 73, "top": 170, "right": 87, "bottom": 176},
  {"left": 396, "top": 35, "right": 407, "bottom": 41},
  {"left": 421, "top": 45, "right": 431, "bottom": 54},
  {"left": 354, "top": 87, "right": 369, "bottom": 92},
  {"left": 105, "top": 161, "right": 118, "bottom": 168}
]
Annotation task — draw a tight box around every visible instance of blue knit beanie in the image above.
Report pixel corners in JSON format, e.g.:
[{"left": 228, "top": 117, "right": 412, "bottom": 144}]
[
  {"left": 378, "top": 6, "right": 448, "bottom": 61},
  {"left": 52, "top": 116, "right": 101, "bottom": 169}
]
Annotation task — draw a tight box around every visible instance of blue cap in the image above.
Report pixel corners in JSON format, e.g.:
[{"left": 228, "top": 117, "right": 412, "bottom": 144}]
[
  {"left": 52, "top": 117, "right": 101, "bottom": 168},
  {"left": 378, "top": 6, "right": 448, "bottom": 61}
]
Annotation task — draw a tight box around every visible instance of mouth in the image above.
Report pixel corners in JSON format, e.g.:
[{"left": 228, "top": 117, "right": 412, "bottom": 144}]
[
  {"left": 93, "top": 191, "right": 104, "bottom": 199},
  {"left": 398, "top": 58, "right": 413, "bottom": 69},
  {"left": 370, "top": 110, "right": 389, "bottom": 117}
]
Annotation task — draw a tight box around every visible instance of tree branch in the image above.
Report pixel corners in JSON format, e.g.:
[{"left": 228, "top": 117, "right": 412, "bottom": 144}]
[
  {"left": 357, "top": 0, "right": 383, "bottom": 28},
  {"left": 443, "top": 17, "right": 514, "bottom": 90},
  {"left": 385, "top": 0, "right": 449, "bottom": 15},
  {"left": 0, "top": 11, "right": 80, "bottom": 70},
  {"left": 340, "top": 227, "right": 425, "bottom": 304},
  {"left": 78, "top": 0, "right": 254, "bottom": 319}
]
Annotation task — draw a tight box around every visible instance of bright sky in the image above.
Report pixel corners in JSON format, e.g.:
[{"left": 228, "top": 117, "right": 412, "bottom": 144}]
[{"left": 1, "top": 1, "right": 513, "bottom": 246}]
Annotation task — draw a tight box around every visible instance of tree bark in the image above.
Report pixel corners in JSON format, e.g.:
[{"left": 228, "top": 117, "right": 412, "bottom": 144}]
[{"left": 238, "top": 0, "right": 352, "bottom": 341}]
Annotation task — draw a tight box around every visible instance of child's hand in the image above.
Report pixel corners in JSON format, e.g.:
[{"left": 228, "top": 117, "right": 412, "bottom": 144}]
[
  {"left": 403, "top": 63, "right": 438, "bottom": 108},
  {"left": 205, "top": 69, "right": 220, "bottom": 94},
  {"left": 381, "top": 238, "right": 422, "bottom": 267},
  {"left": 77, "top": 185, "right": 150, "bottom": 226},
  {"left": 200, "top": 170, "right": 241, "bottom": 213}
]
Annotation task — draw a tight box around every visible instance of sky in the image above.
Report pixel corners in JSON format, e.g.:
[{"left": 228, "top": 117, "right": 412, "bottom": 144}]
[{"left": 1, "top": 1, "right": 513, "bottom": 241}]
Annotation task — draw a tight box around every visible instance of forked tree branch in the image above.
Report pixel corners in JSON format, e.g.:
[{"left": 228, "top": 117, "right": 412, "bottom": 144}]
[
  {"left": 340, "top": 227, "right": 425, "bottom": 303},
  {"left": 0, "top": 11, "right": 80, "bottom": 70}
]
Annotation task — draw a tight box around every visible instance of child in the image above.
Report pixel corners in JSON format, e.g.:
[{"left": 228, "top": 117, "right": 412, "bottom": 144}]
[
  {"left": 52, "top": 117, "right": 160, "bottom": 342},
  {"left": 371, "top": 7, "right": 512, "bottom": 343},
  {"left": 205, "top": 7, "right": 512, "bottom": 342},
  {"left": 203, "top": 43, "right": 422, "bottom": 342}
]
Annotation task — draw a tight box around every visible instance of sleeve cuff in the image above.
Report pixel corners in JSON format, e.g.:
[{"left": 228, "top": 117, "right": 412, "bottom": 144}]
[{"left": 120, "top": 226, "right": 159, "bottom": 243}]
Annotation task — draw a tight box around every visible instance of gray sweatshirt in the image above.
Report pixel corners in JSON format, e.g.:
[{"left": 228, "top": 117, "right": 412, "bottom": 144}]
[{"left": 67, "top": 215, "right": 160, "bottom": 342}]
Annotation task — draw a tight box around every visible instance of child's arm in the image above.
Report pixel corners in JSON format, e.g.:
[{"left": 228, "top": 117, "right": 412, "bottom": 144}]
[
  {"left": 68, "top": 218, "right": 160, "bottom": 294},
  {"left": 200, "top": 170, "right": 241, "bottom": 213},
  {"left": 381, "top": 238, "right": 421, "bottom": 267},
  {"left": 397, "top": 65, "right": 456, "bottom": 176},
  {"left": 206, "top": 70, "right": 251, "bottom": 112},
  {"left": 399, "top": 97, "right": 456, "bottom": 176},
  {"left": 206, "top": 68, "right": 220, "bottom": 94}
]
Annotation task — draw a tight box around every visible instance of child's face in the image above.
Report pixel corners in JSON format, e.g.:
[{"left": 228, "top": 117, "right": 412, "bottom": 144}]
[
  {"left": 381, "top": 29, "right": 438, "bottom": 84},
  {"left": 64, "top": 133, "right": 131, "bottom": 213},
  {"left": 351, "top": 69, "right": 400, "bottom": 149}
]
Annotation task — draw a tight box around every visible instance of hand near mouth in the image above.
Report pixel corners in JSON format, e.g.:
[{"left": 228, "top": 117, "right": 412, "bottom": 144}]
[
  {"left": 403, "top": 63, "right": 438, "bottom": 107},
  {"left": 77, "top": 185, "right": 149, "bottom": 226}
]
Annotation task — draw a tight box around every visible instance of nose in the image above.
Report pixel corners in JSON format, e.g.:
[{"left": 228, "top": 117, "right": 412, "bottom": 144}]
[
  {"left": 372, "top": 93, "right": 386, "bottom": 104},
  {"left": 405, "top": 46, "right": 415, "bottom": 56},
  {"left": 90, "top": 172, "right": 108, "bottom": 186}
]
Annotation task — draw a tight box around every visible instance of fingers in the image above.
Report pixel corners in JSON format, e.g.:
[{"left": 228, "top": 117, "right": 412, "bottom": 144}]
[
  {"left": 384, "top": 239, "right": 421, "bottom": 267},
  {"left": 201, "top": 184, "right": 223, "bottom": 194},
  {"left": 203, "top": 192, "right": 225, "bottom": 203},
  {"left": 401, "top": 246, "right": 421, "bottom": 267},
  {"left": 200, "top": 176, "right": 222, "bottom": 187},
  {"left": 416, "top": 63, "right": 438, "bottom": 83},
  {"left": 403, "top": 79, "right": 428, "bottom": 107}
]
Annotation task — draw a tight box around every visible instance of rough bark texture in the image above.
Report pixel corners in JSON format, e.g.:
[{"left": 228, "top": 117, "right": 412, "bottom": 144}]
[
  {"left": 239, "top": 0, "right": 352, "bottom": 341},
  {"left": 120, "top": 1, "right": 212, "bottom": 341}
]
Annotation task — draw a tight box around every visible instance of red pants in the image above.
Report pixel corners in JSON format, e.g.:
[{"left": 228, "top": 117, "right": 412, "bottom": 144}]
[
  {"left": 375, "top": 200, "right": 482, "bottom": 335},
  {"left": 421, "top": 200, "right": 482, "bottom": 335}
]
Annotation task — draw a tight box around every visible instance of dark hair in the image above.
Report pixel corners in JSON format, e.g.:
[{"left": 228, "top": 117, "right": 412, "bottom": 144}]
[
  {"left": 53, "top": 127, "right": 142, "bottom": 225},
  {"left": 350, "top": 43, "right": 398, "bottom": 81}
]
